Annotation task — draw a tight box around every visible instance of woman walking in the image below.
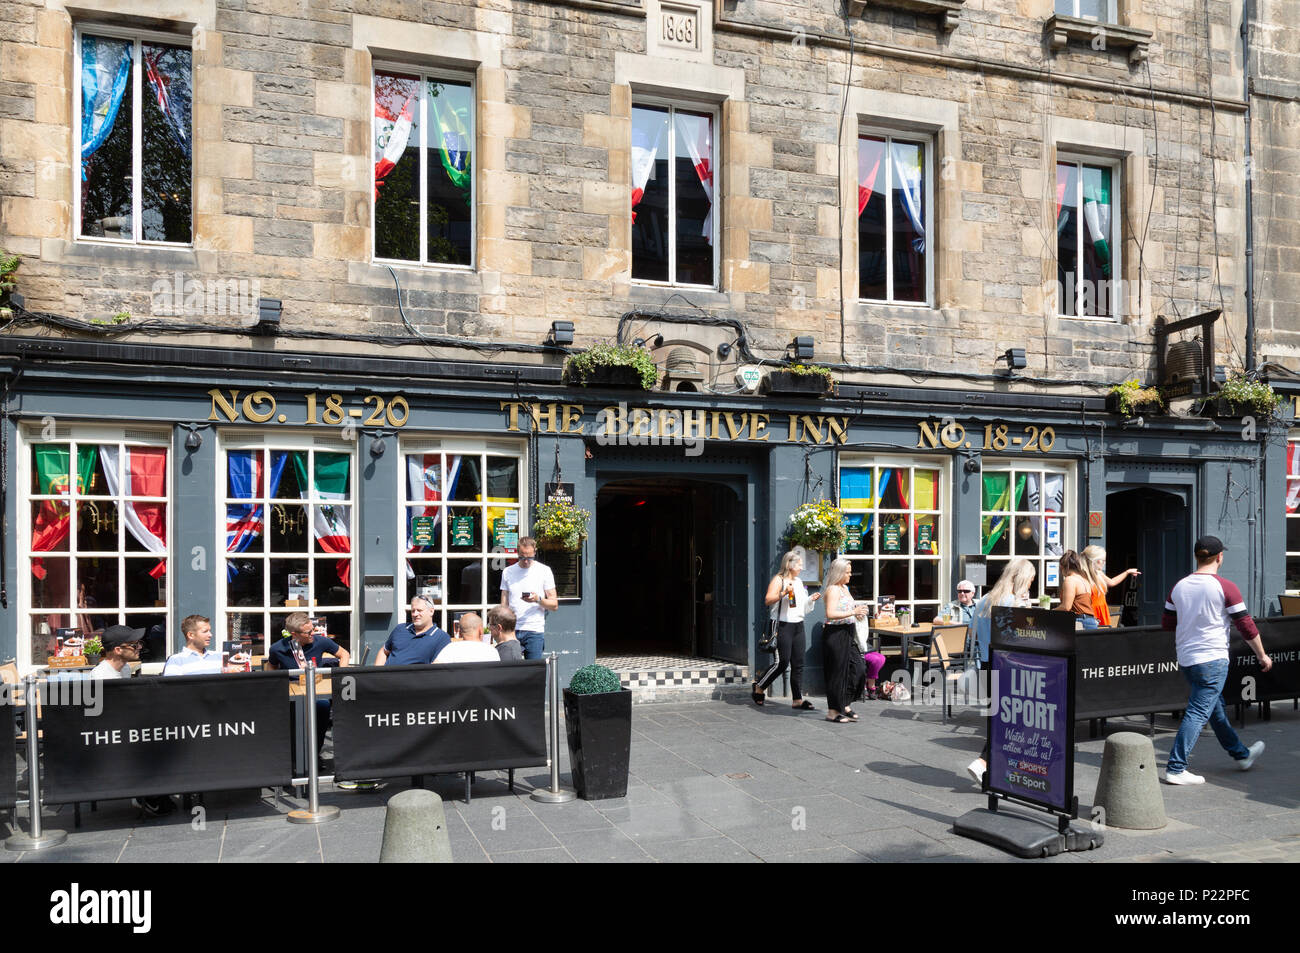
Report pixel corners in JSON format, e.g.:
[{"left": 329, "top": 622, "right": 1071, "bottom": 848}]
[
  {"left": 820, "top": 558, "right": 869, "bottom": 724},
  {"left": 753, "top": 551, "right": 821, "bottom": 710}
]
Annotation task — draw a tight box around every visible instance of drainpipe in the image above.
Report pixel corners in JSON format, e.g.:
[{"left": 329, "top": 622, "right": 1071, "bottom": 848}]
[{"left": 1242, "top": 0, "right": 1256, "bottom": 372}]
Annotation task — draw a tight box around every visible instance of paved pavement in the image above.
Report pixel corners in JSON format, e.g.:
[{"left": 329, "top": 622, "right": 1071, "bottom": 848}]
[{"left": 6, "top": 691, "right": 1298, "bottom": 863}]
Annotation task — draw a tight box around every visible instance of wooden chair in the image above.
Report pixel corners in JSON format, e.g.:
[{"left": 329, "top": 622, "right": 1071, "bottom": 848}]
[
  {"left": 1280, "top": 595, "right": 1300, "bottom": 616},
  {"left": 918, "top": 624, "right": 972, "bottom": 723}
]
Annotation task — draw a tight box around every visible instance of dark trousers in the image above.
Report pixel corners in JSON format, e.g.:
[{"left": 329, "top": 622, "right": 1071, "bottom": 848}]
[
  {"left": 756, "top": 621, "right": 805, "bottom": 699},
  {"left": 822, "top": 623, "right": 862, "bottom": 712}
]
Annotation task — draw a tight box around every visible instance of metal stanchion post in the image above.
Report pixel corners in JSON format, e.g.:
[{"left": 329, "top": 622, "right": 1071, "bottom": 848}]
[
  {"left": 6, "top": 676, "right": 67, "bottom": 851},
  {"left": 288, "top": 662, "right": 340, "bottom": 824},
  {"left": 531, "top": 653, "right": 575, "bottom": 804}
]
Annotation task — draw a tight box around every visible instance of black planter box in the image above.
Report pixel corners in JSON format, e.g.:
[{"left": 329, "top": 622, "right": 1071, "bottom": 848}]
[
  {"left": 1201, "top": 398, "right": 1248, "bottom": 418},
  {"left": 563, "top": 687, "right": 632, "bottom": 800},
  {"left": 1105, "top": 391, "right": 1162, "bottom": 416},
  {"left": 762, "top": 370, "right": 832, "bottom": 397},
  {"left": 576, "top": 365, "right": 647, "bottom": 389}
]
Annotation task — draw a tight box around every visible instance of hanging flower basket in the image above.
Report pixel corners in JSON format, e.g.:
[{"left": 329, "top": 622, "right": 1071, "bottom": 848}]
[
  {"left": 784, "top": 500, "right": 847, "bottom": 554},
  {"left": 532, "top": 498, "right": 590, "bottom": 551}
]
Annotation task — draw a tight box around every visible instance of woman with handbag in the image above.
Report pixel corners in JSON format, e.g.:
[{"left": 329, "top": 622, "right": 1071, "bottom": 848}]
[
  {"left": 752, "top": 550, "right": 822, "bottom": 710},
  {"left": 820, "top": 557, "right": 869, "bottom": 724}
]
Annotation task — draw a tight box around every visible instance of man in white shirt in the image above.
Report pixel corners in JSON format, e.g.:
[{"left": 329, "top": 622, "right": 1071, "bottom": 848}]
[
  {"left": 1160, "top": 535, "right": 1271, "bottom": 785},
  {"left": 162, "top": 615, "right": 224, "bottom": 676},
  {"left": 435, "top": 612, "right": 499, "bottom": 663},
  {"left": 499, "top": 538, "right": 557, "bottom": 660}
]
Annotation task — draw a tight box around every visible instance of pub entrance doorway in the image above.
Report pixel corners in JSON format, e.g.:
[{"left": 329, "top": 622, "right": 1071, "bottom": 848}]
[
  {"left": 595, "top": 479, "right": 746, "bottom": 663},
  {"left": 1106, "top": 486, "right": 1191, "bottom": 625}
]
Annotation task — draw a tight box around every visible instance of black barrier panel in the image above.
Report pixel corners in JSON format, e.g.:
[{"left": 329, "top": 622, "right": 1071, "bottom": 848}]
[
  {"left": 332, "top": 660, "right": 547, "bottom": 780},
  {"left": 1074, "top": 625, "right": 1186, "bottom": 721},
  {"left": 0, "top": 701, "right": 15, "bottom": 810},
  {"left": 42, "top": 672, "right": 293, "bottom": 805},
  {"left": 1224, "top": 616, "right": 1300, "bottom": 705}
]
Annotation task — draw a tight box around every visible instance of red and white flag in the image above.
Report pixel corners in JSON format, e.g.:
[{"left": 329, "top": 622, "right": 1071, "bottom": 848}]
[
  {"left": 374, "top": 90, "right": 415, "bottom": 200},
  {"left": 100, "top": 445, "right": 168, "bottom": 578}
]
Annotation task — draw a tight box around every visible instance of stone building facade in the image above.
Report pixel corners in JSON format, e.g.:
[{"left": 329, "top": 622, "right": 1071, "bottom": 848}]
[{"left": 0, "top": 0, "right": 1292, "bottom": 683}]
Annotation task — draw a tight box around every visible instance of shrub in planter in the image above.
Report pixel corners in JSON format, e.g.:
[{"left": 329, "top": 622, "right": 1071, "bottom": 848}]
[
  {"left": 1203, "top": 376, "right": 1281, "bottom": 418},
  {"left": 563, "top": 663, "right": 631, "bottom": 800},
  {"left": 762, "top": 363, "right": 835, "bottom": 397},
  {"left": 562, "top": 343, "right": 657, "bottom": 390},
  {"left": 1107, "top": 379, "right": 1164, "bottom": 416}
]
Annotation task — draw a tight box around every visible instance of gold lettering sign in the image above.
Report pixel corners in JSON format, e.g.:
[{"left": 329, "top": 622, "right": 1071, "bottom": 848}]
[
  {"left": 500, "top": 401, "right": 848, "bottom": 446},
  {"left": 208, "top": 389, "right": 411, "bottom": 428},
  {"left": 915, "top": 419, "right": 1057, "bottom": 454}
]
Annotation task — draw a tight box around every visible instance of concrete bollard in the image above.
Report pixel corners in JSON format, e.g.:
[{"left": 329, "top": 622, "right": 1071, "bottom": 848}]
[
  {"left": 379, "top": 789, "right": 454, "bottom": 863},
  {"left": 1092, "top": 731, "right": 1167, "bottom": 830}
]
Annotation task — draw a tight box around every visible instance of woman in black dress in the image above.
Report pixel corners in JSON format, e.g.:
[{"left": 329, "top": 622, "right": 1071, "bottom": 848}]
[{"left": 820, "top": 557, "right": 869, "bottom": 723}]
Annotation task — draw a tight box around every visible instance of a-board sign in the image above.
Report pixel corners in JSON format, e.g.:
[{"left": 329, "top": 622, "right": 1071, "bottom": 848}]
[{"left": 988, "top": 607, "right": 1076, "bottom": 816}]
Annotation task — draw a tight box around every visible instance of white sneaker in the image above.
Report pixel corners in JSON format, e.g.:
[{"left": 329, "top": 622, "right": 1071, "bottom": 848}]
[
  {"left": 1163, "top": 769, "right": 1205, "bottom": 785},
  {"left": 1237, "top": 741, "right": 1264, "bottom": 771},
  {"left": 966, "top": 758, "right": 986, "bottom": 785}
]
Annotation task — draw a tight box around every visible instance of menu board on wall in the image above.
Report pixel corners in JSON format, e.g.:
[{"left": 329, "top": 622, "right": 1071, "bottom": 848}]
[{"left": 545, "top": 549, "right": 582, "bottom": 602}]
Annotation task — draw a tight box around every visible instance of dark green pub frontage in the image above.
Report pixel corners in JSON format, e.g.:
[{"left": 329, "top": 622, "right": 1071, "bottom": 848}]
[{"left": 1, "top": 335, "right": 1291, "bottom": 692}]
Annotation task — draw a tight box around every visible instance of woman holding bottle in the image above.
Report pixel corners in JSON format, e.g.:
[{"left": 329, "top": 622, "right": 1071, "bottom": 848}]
[{"left": 753, "top": 550, "right": 821, "bottom": 710}]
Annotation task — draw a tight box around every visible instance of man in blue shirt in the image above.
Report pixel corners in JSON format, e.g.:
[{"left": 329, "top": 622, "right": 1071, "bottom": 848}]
[
  {"left": 163, "top": 615, "right": 224, "bottom": 676},
  {"left": 268, "top": 612, "right": 350, "bottom": 671},
  {"left": 376, "top": 595, "right": 450, "bottom": 665}
]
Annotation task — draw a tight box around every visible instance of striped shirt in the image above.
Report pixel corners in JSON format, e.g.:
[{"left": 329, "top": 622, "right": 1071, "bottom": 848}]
[
  {"left": 162, "top": 647, "right": 224, "bottom": 677},
  {"left": 1162, "top": 572, "right": 1259, "bottom": 668}
]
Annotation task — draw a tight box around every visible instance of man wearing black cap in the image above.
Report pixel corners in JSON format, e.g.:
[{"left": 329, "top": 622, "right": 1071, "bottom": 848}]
[
  {"left": 90, "top": 625, "right": 143, "bottom": 679},
  {"left": 1161, "top": 535, "right": 1272, "bottom": 785}
]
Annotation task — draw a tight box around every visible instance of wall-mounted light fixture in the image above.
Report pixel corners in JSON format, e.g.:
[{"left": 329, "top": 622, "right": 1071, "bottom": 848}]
[
  {"left": 998, "top": 348, "right": 1027, "bottom": 374},
  {"left": 255, "top": 298, "right": 282, "bottom": 336},
  {"left": 790, "top": 336, "right": 814, "bottom": 361},
  {"left": 545, "top": 320, "right": 575, "bottom": 347}
]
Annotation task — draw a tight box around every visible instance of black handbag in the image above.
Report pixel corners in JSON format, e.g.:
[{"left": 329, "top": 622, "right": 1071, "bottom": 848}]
[{"left": 759, "top": 617, "right": 779, "bottom": 652}]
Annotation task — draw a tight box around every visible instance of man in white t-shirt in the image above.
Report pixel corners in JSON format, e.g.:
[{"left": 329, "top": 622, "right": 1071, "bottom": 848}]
[
  {"left": 1160, "top": 535, "right": 1271, "bottom": 785},
  {"left": 436, "top": 612, "right": 499, "bottom": 663},
  {"left": 90, "top": 625, "right": 142, "bottom": 679},
  {"left": 499, "top": 537, "right": 557, "bottom": 660}
]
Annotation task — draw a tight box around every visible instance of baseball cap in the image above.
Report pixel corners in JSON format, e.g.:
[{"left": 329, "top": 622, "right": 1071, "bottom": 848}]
[
  {"left": 101, "top": 625, "right": 145, "bottom": 650},
  {"left": 1194, "top": 535, "right": 1225, "bottom": 559}
]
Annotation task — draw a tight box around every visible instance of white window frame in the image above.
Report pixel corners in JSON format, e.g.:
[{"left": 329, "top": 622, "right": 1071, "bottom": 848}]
[
  {"left": 979, "top": 460, "right": 1076, "bottom": 604},
  {"left": 1286, "top": 432, "right": 1300, "bottom": 594},
  {"left": 72, "top": 23, "right": 193, "bottom": 247},
  {"left": 371, "top": 62, "right": 477, "bottom": 271},
  {"left": 217, "top": 432, "right": 358, "bottom": 657},
  {"left": 630, "top": 96, "right": 720, "bottom": 291},
  {"left": 1057, "top": 152, "right": 1123, "bottom": 321},
  {"left": 837, "top": 454, "right": 950, "bottom": 620},
  {"left": 399, "top": 437, "right": 528, "bottom": 633},
  {"left": 1055, "top": 0, "right": 1117, "bottom": 22},
  {"left": 17, "top": 423, "right": 173, "bottom": 670},
  {"left": 856, "top": 128, "right": 935, "bottom": 307}
]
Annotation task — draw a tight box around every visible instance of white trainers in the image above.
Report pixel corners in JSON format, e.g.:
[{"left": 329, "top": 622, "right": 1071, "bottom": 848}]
[
  {"left": 966, "top": 758, "right": 986, "bottom": 785},
  {"left": 1237, "top": 741, "right": 1265, "bottom": 771},
  {"left": 1163, "top": 769, "right": 1205, "bottom": 785}
]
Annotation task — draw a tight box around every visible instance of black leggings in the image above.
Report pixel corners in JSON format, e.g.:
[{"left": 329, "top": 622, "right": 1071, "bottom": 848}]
[{"left": 756, "top": 621, "right": 805, "bottom": 700}]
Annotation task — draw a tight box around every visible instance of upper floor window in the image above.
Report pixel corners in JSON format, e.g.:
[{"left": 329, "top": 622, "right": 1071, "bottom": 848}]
[
  {"left": 1056, "top": 157, "right": 1120, "bottom": 318},
  {"left": 1055, "top": 0, "right": 1116, "bottom": 21},
  {"left": 858, "top": 134, "right": 930, "bottom": 304},
  {"left": 631, "top": 103, "right": 716, "bottom": 288},
  {"left": 373, "top": 69, "right": 474, "bottom": 267},
  {"left": 76, "top": 30, "right": 192, "bottom": 243}
]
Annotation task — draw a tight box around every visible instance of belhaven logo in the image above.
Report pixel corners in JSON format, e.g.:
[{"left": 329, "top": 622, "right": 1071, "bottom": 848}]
[{"left": 49, "top": 883, "right": 151, "bottom": 934}]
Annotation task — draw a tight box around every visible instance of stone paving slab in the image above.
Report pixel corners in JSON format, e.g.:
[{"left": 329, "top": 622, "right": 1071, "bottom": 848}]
[{"left": 3, "top": 694, "right": 1297, "bottom": 863}]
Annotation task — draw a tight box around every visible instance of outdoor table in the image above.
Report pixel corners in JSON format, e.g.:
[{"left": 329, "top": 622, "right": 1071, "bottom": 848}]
[{"left": 868, "top": 622, "right": 934, "bottom": 669}]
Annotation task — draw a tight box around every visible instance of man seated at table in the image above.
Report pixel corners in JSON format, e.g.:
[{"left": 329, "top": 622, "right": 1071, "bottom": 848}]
[
  {"left": 268, "top": 613, "right": 351, "bottom": 672},
  {"left": 376, "top": 596, "right": 450, "bottom": 665},
  {"left": 90, "top": 625, "right": 143, "bottom": 680},
  {"left": 435, "top": 612, "right": 499, "bottom": 663},
  {"left": 941, "top": 581, "right": 977, "bottom": 626},
  {"left": 488, "top": 606, "right": 524, "bottom": 662},
  {"left": 162, "top": 615, "right": 224, "bottom": 676}
]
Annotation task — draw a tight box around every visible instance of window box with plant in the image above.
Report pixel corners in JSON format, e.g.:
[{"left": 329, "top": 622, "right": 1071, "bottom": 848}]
[
  {"left": 562, "top": 343, "right": 657, "bottom": 390},
  {"left": 1203, "top": 376, "right": 1281, "bottom": 419},
  {"left": 531, "top": 498, "right": 590, "bottom": 552},
  {"left": 562, "top": 663, "right": 631, "bottom": 799},
  {"left": 1106, "top": 379, "right": 1165, "bottom": 417},
  {"left": 763, "top": 364, "right": 836, "bottom": 398}
]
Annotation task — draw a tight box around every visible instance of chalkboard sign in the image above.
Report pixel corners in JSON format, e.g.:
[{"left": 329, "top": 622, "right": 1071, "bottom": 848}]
[{"left": 541, "top": 548, "right": 582, "bottom": 601}]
